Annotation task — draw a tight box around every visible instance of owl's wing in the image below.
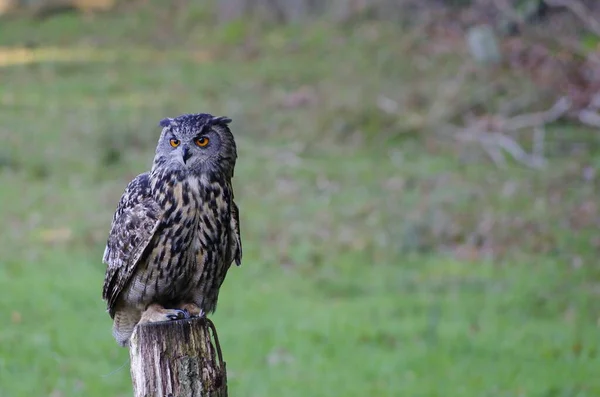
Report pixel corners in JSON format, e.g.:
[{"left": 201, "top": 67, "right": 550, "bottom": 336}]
[
  {"left": 102, "top": 172, "right": 162, "bottom": 317},
  {"left": 230, "top": 195, "right": 242, "bottom": 266}
]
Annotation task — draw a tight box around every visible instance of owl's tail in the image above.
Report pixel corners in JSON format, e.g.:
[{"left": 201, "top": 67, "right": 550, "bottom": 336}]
[{"left": 112, "top": 309, "right": 140, "bottom": 347}]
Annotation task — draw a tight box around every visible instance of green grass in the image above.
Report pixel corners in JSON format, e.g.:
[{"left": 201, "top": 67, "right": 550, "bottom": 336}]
[{"left": 1, "top": 4, "right": 600, "bottom": 396}]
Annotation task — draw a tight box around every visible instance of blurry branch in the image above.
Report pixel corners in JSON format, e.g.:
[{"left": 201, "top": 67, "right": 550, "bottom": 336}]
[
  {"left": 579, "top": 110, "right": 600, "bottom": 126},
  {"left": 545, "top": 0, "right": 600, "bottom": 37},
  {"left": 444, "top": 97, "right": 572, "bottom": 169},
  {"left": 498, "top": 96, "right": 571, "bottom": 131},
  {"left": 579, "top": 107, "right": 600, "bottom": 127},
  {"left": 451, "top": 128, "right": 545, "bottom": 169},
  {"left": 425, "top": 60, "right": 546, "bottom": 169}
]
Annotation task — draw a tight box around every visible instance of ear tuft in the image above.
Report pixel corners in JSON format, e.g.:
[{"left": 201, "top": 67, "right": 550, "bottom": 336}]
[
  {"left": 211, "top": 116, "right": 232, "bottom": 125},
  {"left": 159, "top": 118, "right": 173, "bottom": 128}
]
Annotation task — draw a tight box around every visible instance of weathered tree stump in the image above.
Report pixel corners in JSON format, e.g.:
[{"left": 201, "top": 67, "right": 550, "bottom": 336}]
[{"left": 129, "top": 317, "right": 227, "bottom": 397}]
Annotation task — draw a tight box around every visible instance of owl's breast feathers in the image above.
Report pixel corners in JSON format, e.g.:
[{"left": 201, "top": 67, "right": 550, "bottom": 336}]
[
  {"left": 150, "top": 171, "right": 242, "bottom": 299},
  {"left": 102, "top": 170, "right": 242, "bottom": 318}
]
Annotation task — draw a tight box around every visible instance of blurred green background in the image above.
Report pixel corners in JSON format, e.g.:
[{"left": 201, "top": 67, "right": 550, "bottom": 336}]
[{"left": 1, "top": 0, "right": 600, "bottom": 396}]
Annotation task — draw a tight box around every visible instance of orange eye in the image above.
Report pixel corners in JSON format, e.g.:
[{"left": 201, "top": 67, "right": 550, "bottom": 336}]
[
  {"left": 169, "top": 138, "right": 180, "bottom": 147},
  {"left": 195, "top": 137, "right": 209, "bottom": 147}
]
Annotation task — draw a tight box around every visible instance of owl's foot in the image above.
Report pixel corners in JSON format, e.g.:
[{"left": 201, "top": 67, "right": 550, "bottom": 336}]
[
  {"left": 179, "top": 302, "right": 205, "bottom": 318},
  {"left": 166, "top": 310, "right": 190, "bottom": 321},
  {"left": 139, "top": 303, "right": 190, "bottom": 324}
]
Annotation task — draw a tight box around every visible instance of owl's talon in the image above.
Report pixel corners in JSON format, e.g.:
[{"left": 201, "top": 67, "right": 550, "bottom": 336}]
[{"left": 166, "top": 309, "right": 189, "bottom": 321}]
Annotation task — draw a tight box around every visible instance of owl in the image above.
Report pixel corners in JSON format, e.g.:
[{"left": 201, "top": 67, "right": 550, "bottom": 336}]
[{"left": 102, "top": 113, "right": 242, "bottom": 347}]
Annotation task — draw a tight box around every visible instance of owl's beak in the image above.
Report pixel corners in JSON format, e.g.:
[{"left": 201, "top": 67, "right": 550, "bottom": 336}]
[{"left": 181, "top": 145, "right": 192, "bottom": 164}]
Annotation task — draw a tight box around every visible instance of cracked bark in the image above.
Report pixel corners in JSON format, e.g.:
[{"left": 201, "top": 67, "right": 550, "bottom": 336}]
[{"left": 129, "top": 317, "right": 227, "bottom": 397}]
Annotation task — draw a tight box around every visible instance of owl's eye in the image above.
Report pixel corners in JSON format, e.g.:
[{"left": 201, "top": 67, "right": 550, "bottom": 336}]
[
  {"left": 195, "top": 137, "right": 209, "bottom": 147},
  {"left": 169, "top": 139, "right": 180, "bottom": 148}
]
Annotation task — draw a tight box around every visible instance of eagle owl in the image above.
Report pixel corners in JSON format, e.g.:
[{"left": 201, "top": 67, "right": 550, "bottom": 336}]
[{"left": 102, "top": 113, "right": 242, "bottom": 346}]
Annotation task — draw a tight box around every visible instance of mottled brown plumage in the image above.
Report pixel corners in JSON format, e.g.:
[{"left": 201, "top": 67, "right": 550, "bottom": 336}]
[{"left": 102, "top": 113, "right": 242, "bottom": 346}]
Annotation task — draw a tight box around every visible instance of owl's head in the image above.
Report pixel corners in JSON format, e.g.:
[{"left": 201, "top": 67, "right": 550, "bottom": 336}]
[{"left": 153, "top": 113, "right": 237, "bottom": 177}]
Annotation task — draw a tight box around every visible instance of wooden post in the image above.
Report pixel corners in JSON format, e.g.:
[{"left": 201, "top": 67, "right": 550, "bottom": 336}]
[{"left": 129, "top": 317, "right": 228, "bottom": 397}]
